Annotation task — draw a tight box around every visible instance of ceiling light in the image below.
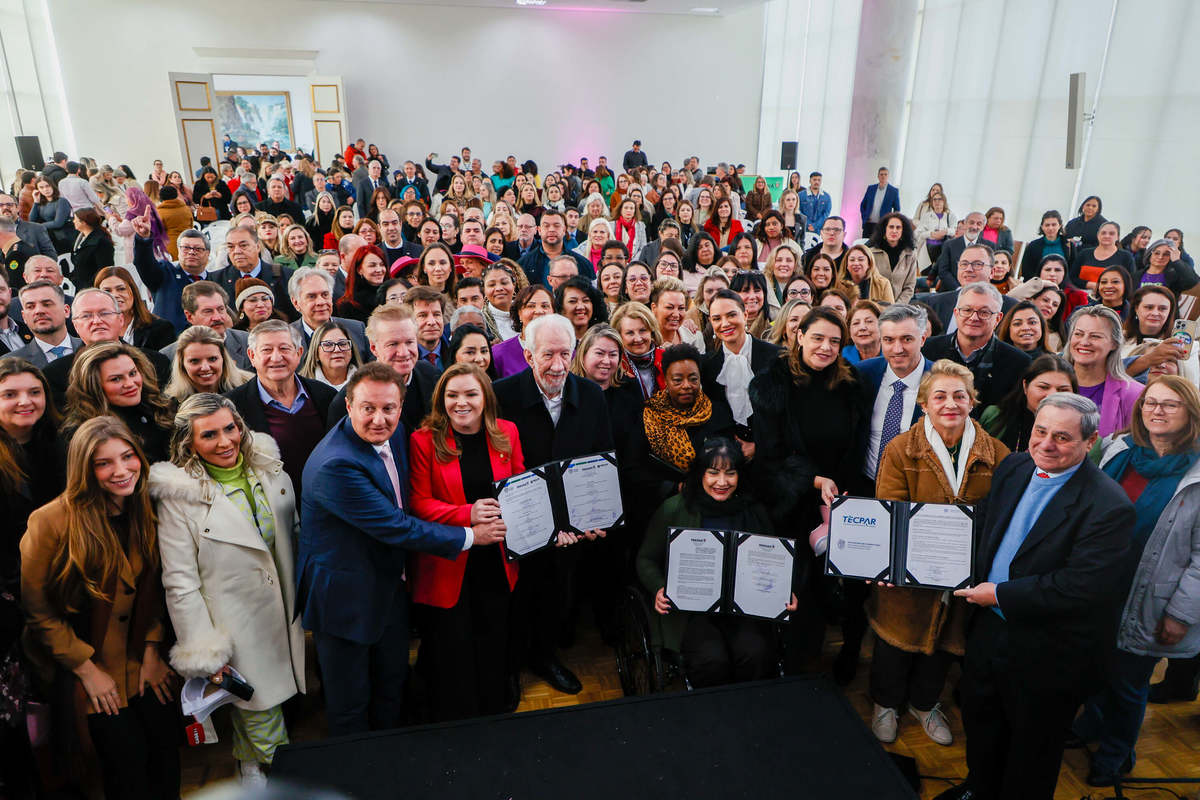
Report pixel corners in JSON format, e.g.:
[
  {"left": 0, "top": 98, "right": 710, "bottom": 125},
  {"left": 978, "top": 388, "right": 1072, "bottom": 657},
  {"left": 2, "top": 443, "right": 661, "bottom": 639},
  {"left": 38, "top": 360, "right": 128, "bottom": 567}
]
[
  {"left": 516, "top": 0, "right": 547, "bottom": 5},
  {"left": 691, "top": 7, "right": 720, "bottom": 13}
]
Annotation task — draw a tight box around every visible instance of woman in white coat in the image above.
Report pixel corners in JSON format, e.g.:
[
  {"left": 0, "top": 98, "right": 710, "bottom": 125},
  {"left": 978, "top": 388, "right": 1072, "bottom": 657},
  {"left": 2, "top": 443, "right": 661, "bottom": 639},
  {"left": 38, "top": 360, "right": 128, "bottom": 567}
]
[{"left": 149, "top": 393, "right": 304, "bottom": 786}]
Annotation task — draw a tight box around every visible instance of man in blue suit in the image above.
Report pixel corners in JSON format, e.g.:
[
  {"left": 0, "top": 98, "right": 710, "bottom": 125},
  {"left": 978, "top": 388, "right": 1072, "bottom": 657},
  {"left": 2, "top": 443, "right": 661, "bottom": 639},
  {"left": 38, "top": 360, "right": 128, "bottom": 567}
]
[
  {"left": 859, "top": 166, "right": 900, "bottom": 239},
  {"left": 857, "top": 303, "right": 934, "bottom": 485},
  {"left": 298, "top": 361, "right": 507, "bottom": 735}
]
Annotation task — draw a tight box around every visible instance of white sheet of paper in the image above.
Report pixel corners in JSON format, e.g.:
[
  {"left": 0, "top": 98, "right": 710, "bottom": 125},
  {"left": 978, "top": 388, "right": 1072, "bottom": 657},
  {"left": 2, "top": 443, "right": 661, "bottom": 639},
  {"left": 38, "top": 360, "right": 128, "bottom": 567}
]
[
  {"left": 827, "top": 497, "right": 892, "bottom": 580},
  {"left": 666, "top": 529, "right": 725, "bottom": 612},
  {"left": 732, "top": 535, "right": 794, "bottom": 619},
  {"left": 561, "top": 454, "right": 623, "bottom": 531},
  {"left": 496, "top": 471, "right": 555, "bottom": 557},
  {"left": 904, "top": 503, "right": 973, "bottom": 588}
]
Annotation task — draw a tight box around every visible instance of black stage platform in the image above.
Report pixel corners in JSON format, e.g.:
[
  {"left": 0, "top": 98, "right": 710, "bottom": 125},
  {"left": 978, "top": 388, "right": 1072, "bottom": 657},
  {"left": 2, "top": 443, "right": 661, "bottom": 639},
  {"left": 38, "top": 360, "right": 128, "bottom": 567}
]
[{"left": 272, "top": 676, "right": 918, "bottom": 799}]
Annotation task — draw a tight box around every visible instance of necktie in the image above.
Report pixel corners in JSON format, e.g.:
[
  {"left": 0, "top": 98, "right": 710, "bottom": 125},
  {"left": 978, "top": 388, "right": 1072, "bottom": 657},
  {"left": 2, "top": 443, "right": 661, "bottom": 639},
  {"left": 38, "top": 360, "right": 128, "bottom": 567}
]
[
  {"left": 48, "top": 345, "right": 69, "bottom": 361},
  {"left": 425, "top": 351, "right": 438, "bottom": 367},
  {"left": 377, "top": 443, "right": 404, "bottom": 510},
  {"left": 879, "top": 379, "right": 906, "bottom": 455},
  {"left": 1036, "top": 471, "right": 1050, "bottom": 479}
]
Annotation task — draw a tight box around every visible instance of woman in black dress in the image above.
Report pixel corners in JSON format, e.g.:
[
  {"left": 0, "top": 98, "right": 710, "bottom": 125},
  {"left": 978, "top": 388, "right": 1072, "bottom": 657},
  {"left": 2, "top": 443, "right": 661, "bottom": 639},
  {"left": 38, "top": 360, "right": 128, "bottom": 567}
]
[{"left": 749, "top": 306, "right": 870, "bottom": 679}]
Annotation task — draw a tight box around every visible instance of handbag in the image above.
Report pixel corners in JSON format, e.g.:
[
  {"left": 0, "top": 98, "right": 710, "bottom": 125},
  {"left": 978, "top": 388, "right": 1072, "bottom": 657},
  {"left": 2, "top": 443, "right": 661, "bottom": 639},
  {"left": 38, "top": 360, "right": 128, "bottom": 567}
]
[{"left": 196, "top": 204, "right": 217, "bottom": 223}]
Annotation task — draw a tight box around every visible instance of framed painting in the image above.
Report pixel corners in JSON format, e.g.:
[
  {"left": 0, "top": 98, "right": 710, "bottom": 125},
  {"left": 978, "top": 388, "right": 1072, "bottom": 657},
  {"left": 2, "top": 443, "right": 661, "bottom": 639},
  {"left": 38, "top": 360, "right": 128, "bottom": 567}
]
[{"left": 215, "top": 91, "right": 295, "bottom": 150}]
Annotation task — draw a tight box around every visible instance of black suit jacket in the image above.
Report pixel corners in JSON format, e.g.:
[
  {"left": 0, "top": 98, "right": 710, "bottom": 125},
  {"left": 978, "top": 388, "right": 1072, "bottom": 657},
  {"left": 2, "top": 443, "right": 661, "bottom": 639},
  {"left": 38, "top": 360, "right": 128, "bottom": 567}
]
[
  {"left": 130, "top": 317, "right": 178, "bottom": 351},
  {"left": 700, "top": 337, "right": 782, "bottom": 437},
  {"left": 915, "top": 288, "right": 1018, "bottom": 330},
  {"left": 225, "top": 375, "right": 337, "bottom": 435},
  {"left": 931, "top": 235, "right": 979, "bottom": 290},
  {"left": 326, "top": 360, "right": 439, "bottom": 433},
  {"left": 921, "top": 334, "right": 1030, "bottom": 412},
  {"left": 43, "top": 344, "right": 172, "bottom": 408},
  {"left": 493, "top": 370, "right": 614, "bottom": 469},
  {"left": 970, "top": 453, "right": 1134, "bottom": 693}
]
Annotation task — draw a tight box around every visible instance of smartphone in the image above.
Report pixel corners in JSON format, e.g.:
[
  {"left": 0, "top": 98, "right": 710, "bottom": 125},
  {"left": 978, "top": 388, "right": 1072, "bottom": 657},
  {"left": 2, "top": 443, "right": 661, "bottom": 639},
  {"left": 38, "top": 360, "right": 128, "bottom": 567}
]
[{"left": 1172, "top": 319, "right": 1193, "bottom": 358}]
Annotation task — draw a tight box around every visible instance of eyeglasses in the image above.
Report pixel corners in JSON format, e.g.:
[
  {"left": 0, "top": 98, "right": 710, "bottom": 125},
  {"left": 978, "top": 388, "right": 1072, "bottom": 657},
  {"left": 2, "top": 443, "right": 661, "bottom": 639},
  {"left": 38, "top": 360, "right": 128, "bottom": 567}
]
[
  {"left": 0, "top": 202, "right": 16, "bottom": 210},
  {"left": 787, "top": 288, "right": 812, "bottom": 299},
  {"left": 955, "top": 307, "right": 996, "bottom": 320},
  {"left": 179, "top": 245, "right": 208, "bottom": 253},
  {"left": 319, "top": 339, "right": 352, "bottom": 352},
  {"left": 958, "top": 260, "right": 990, "bottom": 270},
  {"left": 1144, "top": 399, "right": 1183, "bottom": 412},
  {"left": 73, "top": 310, "right": 122, "bottom": 322}
]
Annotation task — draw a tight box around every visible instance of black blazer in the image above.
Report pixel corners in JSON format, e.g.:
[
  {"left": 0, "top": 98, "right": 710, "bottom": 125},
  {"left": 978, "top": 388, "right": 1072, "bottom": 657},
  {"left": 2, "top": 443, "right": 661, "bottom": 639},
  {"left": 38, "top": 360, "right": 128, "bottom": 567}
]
[
  {"left": 700, "top": 336, "right": 782, "bottom": 438},
  {"left": 931, "top": 235, "right": 986, "bottom": 290},
  {"left": 226, "top": 375, "right": 337, "bottom": 435},
  {"left": 921, "top": 334, "right": 1031, "bottom": 412},
  {"left": 131, "top": 316, "right": 178, "bottom": 351},
  {"left": 970, "top": 453, "right": 1134, "bottom": 693},
  {"left": 493, "top": 370, "right": 614, "bottom": 470},
  {"left": 327, "top": 360, "right": 439, "bottom": 433},
  {"left": 70, "top": 230, "right": 115, "bottom": 290}
]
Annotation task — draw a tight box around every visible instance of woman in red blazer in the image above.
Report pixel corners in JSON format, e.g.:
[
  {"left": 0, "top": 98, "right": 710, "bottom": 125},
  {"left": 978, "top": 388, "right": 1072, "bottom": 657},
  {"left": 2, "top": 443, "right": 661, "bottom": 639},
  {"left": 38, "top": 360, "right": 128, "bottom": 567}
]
[{"left": 408, "top": 363, "right": 524, "bottom": 721}]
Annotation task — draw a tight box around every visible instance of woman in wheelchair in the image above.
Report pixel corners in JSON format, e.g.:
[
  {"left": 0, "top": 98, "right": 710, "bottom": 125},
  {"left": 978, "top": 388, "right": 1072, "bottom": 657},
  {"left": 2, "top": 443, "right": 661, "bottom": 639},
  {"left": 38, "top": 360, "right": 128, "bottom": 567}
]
[{"left": 636, "top": 437, "right": 797, "bottom": 689}]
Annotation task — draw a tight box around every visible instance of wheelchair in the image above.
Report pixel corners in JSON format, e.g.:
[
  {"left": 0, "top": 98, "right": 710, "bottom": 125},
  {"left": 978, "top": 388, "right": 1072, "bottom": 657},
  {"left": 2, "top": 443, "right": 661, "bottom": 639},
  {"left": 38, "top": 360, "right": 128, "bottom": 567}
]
[
  {"left": 612, "top": 584, "right": 691, "bottom": 696},
  {"left": 613, "top": 582, "right": 790, "bottom": 697}
]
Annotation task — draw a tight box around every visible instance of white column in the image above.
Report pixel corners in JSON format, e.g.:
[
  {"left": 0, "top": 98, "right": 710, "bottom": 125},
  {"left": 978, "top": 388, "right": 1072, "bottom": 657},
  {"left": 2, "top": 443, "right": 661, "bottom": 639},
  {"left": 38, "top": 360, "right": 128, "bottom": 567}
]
[{"left": 841, "top": 0, "right": 919, "bottom": 238}]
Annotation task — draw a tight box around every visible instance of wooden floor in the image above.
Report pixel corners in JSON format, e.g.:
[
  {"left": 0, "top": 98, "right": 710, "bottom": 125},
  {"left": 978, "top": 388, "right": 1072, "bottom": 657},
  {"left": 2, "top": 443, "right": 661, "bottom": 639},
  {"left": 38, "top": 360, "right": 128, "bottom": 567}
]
[{"left": 182, "top": 628, "right": 1200, "bottom": 799}]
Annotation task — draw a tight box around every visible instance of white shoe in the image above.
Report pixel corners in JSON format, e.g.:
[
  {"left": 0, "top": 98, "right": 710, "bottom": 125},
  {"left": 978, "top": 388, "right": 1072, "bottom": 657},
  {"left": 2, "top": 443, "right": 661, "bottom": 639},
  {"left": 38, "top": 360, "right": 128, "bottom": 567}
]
[
  {"left": 239, "top": 759, "right": 268, "bottom": 787},
  {"left": 871, "top": 704, "right": 898, "bottom": 743},
  {"left": 910, "top": 702, "right": 953, "bottom": 746}
]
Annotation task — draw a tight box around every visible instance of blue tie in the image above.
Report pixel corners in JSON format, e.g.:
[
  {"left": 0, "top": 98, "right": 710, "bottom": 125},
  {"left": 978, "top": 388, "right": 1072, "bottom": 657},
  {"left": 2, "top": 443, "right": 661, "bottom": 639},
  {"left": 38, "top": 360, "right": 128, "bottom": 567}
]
[
  {"left": 879, "top": 379, "right": 906, "bottom": 455},
  {"left": 48, "top": 346, "right": 69, "bottom": 361}
]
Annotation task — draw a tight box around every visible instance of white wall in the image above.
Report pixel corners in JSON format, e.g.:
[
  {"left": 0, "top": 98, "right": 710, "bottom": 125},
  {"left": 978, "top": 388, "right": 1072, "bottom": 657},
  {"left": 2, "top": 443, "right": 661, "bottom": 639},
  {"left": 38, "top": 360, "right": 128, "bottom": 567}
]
[
  {"left": 43, "top": 0, "right": 766, "bottom": 180},
  {"left": 897, "top": 0, "right": 1200, "bottom": 241},
  {"left": 755, "top": 0, "right": 863, "bottom": 216}
]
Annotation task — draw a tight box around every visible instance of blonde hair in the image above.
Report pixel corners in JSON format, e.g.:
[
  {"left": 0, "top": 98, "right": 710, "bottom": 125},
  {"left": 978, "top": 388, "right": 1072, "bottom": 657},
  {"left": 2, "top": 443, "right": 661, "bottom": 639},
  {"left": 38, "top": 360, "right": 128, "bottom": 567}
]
[
  {"left": 916, "top": 359, "right": 978, "bottom": 406},
  {"left": 164, "top": 326, "right": 251, "bottom": 402},
  {"left": 168, "top": 393, "right": 257, "bottom": 474},
  {"left": 609, "top": 301, "right": 663, "bottom": 347}
]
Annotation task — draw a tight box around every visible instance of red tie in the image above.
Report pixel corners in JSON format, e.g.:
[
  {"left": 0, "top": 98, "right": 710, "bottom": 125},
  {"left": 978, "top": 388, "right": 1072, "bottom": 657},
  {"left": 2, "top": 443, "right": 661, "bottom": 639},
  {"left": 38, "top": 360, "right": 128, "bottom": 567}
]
[
  {"left": 425, "top": 351, "right": 438, "bottom": 366},
  {"left": 1036, "top": 471, "right": 1050, "bottom": 479}
]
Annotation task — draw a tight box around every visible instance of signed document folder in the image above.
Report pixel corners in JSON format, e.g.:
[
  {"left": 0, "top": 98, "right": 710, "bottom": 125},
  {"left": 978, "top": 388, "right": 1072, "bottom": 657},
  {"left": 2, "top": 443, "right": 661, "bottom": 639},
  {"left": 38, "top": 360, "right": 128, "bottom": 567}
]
[
  {"left": 665, "top": 528, "right": 795, "bottom": 620},
  {"left": 824, "top": 495, "right": 977, "bottom": 590}
]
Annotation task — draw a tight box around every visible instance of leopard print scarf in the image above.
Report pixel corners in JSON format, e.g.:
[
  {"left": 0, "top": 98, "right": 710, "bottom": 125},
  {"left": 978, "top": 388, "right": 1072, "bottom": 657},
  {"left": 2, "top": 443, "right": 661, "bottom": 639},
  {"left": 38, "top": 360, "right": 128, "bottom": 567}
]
[{"left": 643, "top": 390, "right": 714, "bottom": 472}]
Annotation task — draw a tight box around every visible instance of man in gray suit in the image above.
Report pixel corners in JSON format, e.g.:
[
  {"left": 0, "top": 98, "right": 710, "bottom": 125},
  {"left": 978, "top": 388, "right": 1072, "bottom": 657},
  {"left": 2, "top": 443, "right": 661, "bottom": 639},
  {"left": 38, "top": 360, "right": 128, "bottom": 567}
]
[
  {"left": 288, "top": 267, "right": 371, "bottom": 358},
  {"left": 159, "top": 281, "right": 252, "bottom": 370},
  {"left": 3, "top": 281, "right": 80, "bottom": 367},
  {"left": 0, "top": 193, "right": 55, "bottom": 258}
]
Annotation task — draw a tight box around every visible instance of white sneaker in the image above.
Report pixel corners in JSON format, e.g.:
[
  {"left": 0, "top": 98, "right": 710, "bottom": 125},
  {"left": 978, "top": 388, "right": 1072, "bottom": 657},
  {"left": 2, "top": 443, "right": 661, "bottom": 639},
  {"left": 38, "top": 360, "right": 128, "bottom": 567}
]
[
  {"left": 239, "top": 759, "right": 268, "bottom": 787},
  {"left": 871, "top": 704, "right": 898, "bottom": 743},
  {"left": 910, "top": 702, "right": 953, "bottom": 746}
]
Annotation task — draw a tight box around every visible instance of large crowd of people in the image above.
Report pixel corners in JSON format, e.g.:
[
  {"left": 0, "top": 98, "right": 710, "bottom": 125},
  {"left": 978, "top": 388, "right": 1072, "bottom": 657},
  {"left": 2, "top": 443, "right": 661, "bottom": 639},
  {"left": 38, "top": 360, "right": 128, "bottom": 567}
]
[{"left": 0, "top": 137, "right": 1198, "bottom": 800}]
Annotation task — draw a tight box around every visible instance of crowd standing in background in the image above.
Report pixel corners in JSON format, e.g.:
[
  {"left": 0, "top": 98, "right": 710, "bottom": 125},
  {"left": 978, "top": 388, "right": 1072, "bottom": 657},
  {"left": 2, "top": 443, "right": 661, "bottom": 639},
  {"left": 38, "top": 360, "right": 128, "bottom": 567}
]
[{"left": 0, "top": 138, "right": 1198, "bottom": 800}]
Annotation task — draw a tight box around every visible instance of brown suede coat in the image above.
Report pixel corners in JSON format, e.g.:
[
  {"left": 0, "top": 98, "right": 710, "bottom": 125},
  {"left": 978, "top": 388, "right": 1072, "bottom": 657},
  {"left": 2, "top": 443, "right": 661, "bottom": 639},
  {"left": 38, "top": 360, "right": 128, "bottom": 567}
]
[{"left": 868, "top": 418, "right": 1009, "bottom": 655}]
